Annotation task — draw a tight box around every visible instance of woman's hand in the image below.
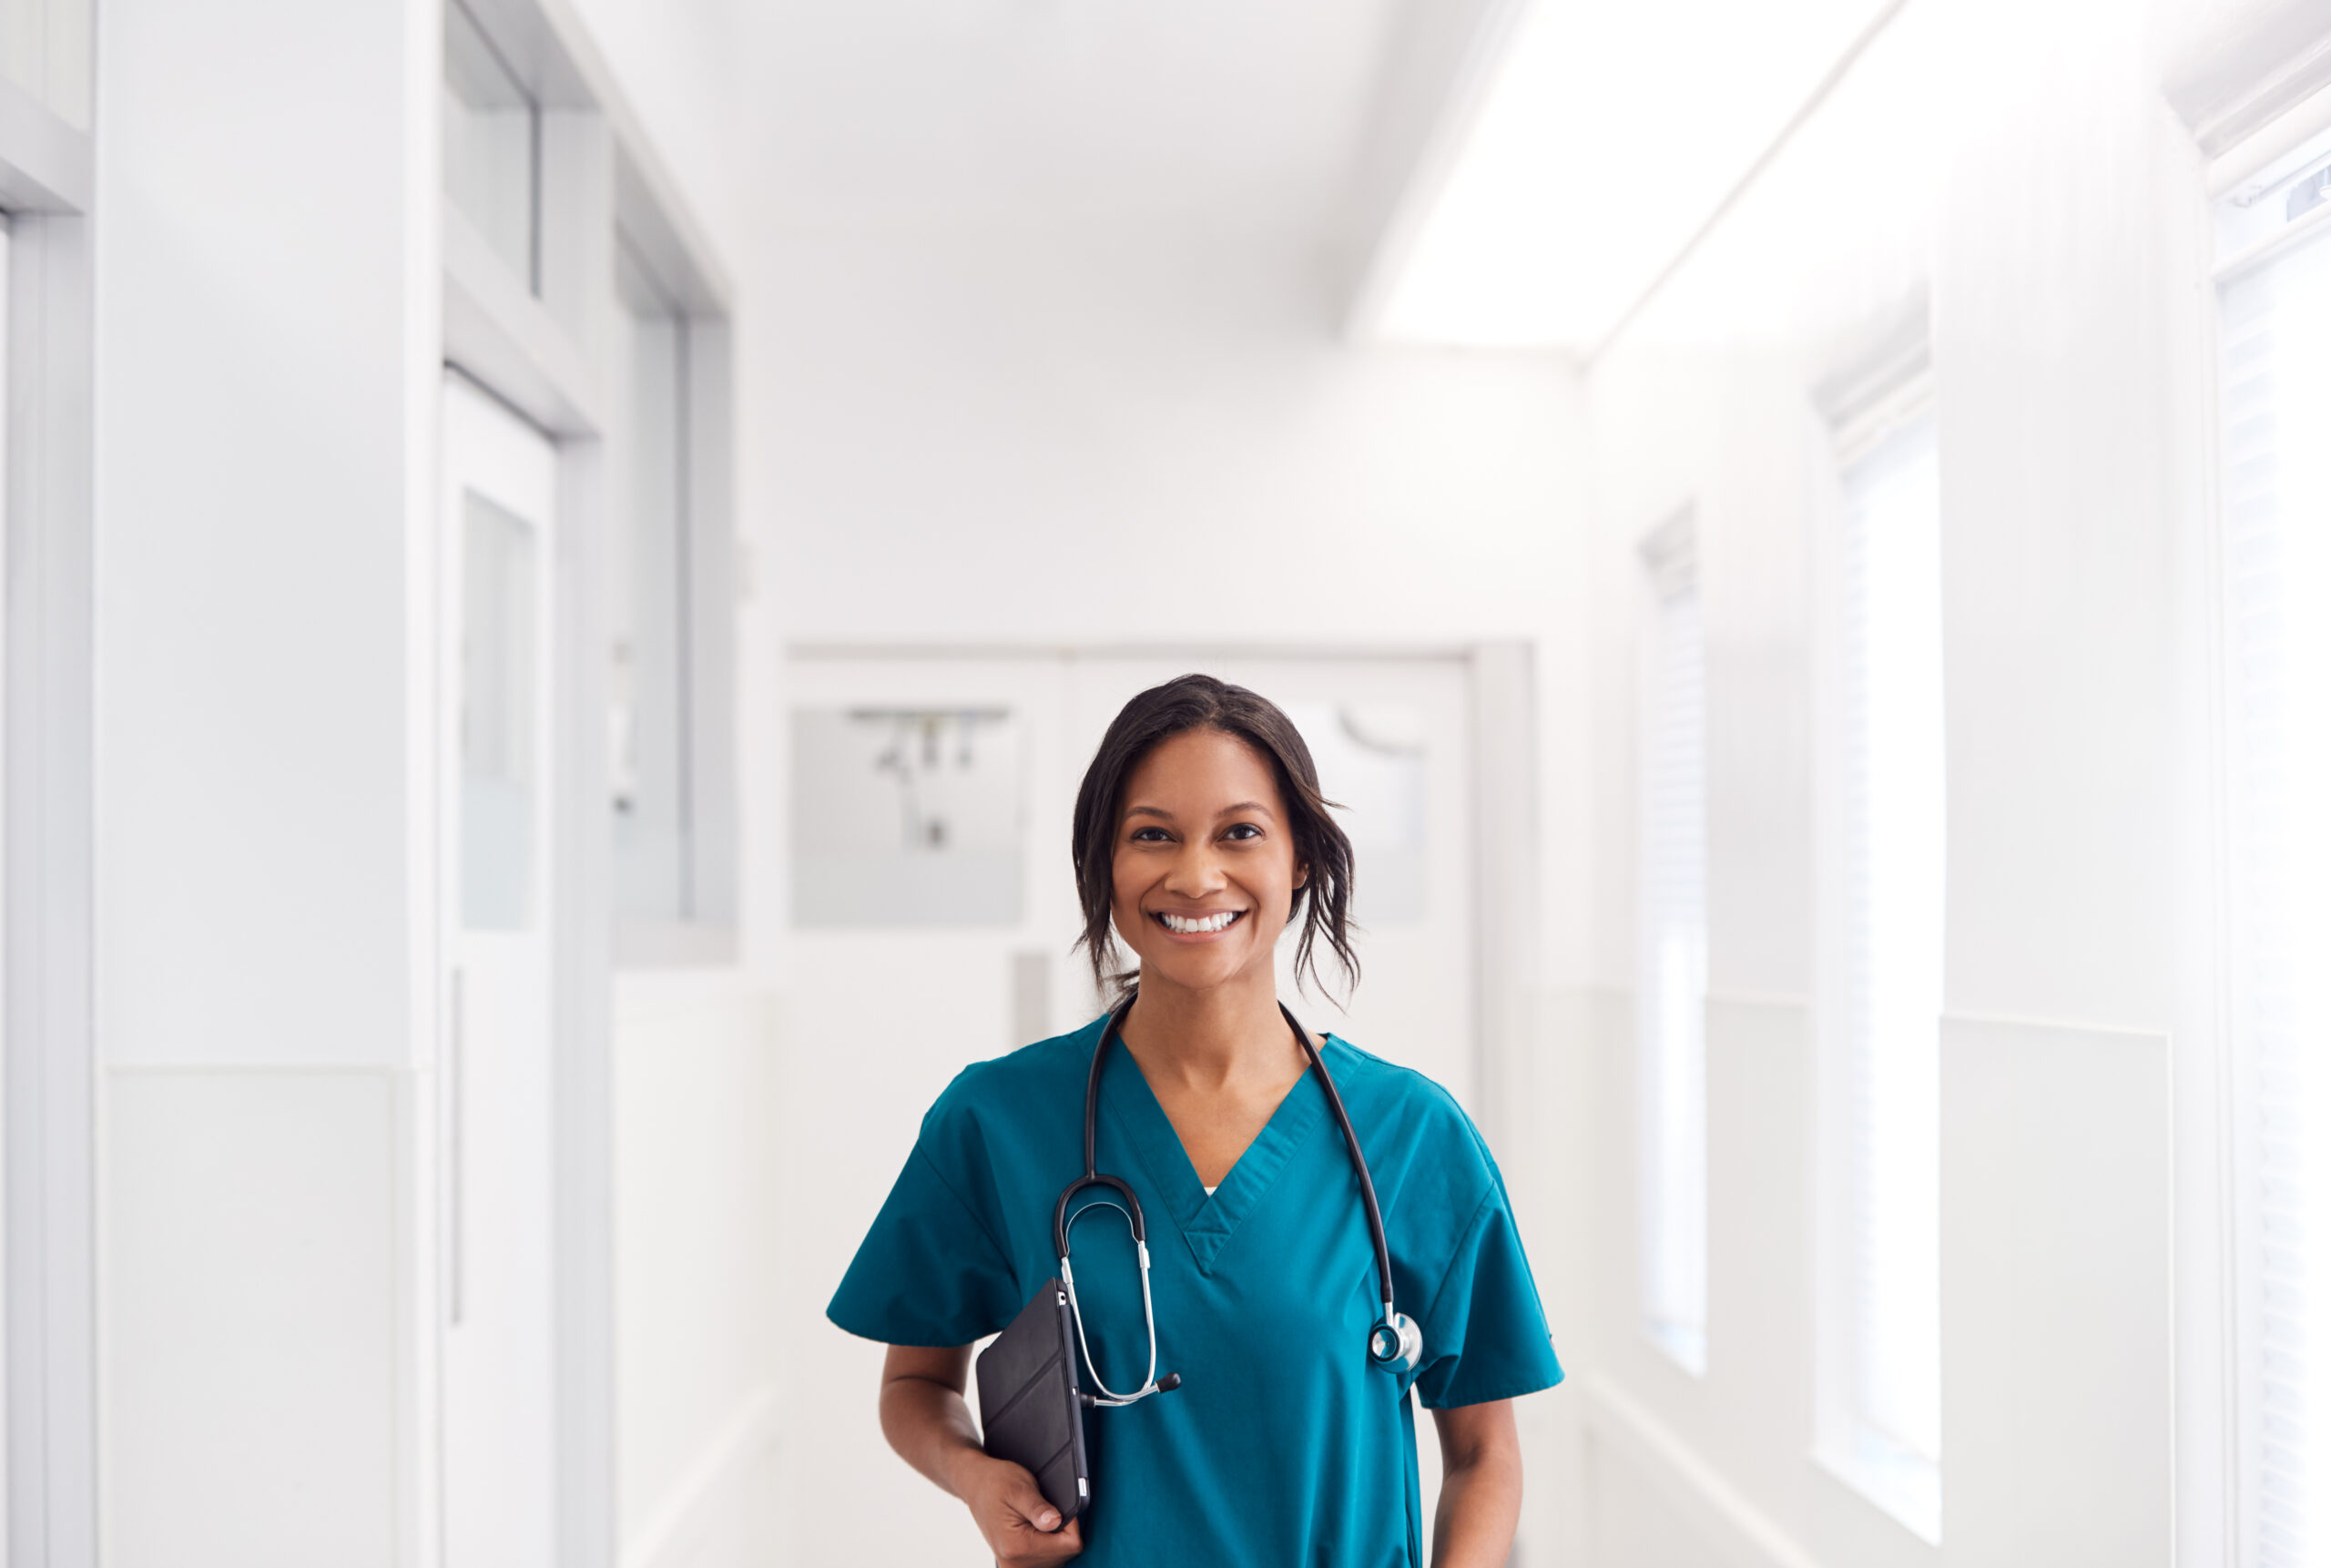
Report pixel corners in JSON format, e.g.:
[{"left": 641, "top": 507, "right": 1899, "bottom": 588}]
[
  {"left": 950, "top": 1451, "right": 1085, "bottom": 1563},
  {"left": 879, "top": 1344, "right": 1085, "bottom": 1563}
]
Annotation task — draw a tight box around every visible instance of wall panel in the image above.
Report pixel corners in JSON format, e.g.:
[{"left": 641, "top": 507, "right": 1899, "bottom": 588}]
[
  {"left": 1938, "top": 1016, "right": 2172, "bottom": 1567},
  {"left": 102, "top": 1069, "right": 404, "bottom": 1568}
]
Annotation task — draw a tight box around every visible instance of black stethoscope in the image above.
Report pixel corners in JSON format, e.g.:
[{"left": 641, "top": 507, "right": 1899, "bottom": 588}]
[{"left": 1051, "top": 992, "right": 1424, "bottom": 1408}]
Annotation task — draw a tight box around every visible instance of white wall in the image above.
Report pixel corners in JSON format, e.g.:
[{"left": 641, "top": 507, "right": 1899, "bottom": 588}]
[
  {"left": 760, "top": 223, "right": 1580, "bottom": 649},
  {"left": 91, "top": 0, "right": 437, "bottom": 1560},
  {"left": 1551, "top": 0, "right": 2222, "bottom": 1562},
  {"left": 606, "top": 976, "right": 780, "bottom": 1567},
  {"left": 95, "top": 0, "right": 428, "bottom": 1074},
  {"left": 89, "top": 0, "right": 786, "bottom": 1563}
]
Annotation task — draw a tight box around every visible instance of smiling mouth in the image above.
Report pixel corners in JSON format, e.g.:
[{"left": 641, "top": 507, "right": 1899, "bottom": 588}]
[{"left": 1155, "top": 910, "right": 1247, "bottom": 935}]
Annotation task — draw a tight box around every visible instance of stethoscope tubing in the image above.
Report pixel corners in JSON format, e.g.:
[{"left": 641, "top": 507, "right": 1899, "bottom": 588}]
[
  {"left": 1275, "top": 998, "right": 1403, "bottom": 1339},
  {"left": 1054, "top": 990, "right": 1418, "bottom": 1400},
  {"left": 1058, "top": 1202, "right": 1159, "bottom": 1407}
]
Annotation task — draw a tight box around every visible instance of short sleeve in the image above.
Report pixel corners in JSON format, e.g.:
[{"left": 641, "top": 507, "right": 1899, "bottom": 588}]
[
  {"left": 1410, "top": 1186, "right": 1564, "bottom": 1410},
  {"left": 827, "top": 1142, "right": 1025, "bottom": 1348}
]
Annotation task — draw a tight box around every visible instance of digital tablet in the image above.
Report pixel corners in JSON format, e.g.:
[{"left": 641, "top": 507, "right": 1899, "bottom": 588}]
[{"left": 974, "top": 1279, "right": 1091, "bottom": 1523}]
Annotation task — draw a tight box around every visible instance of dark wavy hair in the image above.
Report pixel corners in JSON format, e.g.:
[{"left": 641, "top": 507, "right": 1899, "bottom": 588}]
[{"left": 1070, "top": 674, "right": 1359, "bottom": 1002}]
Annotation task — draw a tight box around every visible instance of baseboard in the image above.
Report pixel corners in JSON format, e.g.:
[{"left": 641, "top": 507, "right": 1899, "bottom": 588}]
[{"left": 618, "top": 1387, "right": 780, "bottom": 1568}]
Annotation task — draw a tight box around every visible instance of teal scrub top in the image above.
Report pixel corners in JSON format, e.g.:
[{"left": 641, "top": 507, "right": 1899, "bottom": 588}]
[{"left": 828, "top": 1013, "right": 1564, "bottom": 1567}]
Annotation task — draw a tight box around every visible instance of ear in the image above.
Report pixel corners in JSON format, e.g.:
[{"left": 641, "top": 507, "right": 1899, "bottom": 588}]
[{"left": 1293, "top": 860, "right": 1310, "bottom": 891}]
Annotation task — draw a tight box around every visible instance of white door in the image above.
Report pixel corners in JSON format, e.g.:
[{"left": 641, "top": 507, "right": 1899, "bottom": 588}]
[{"left": 439, "top": 372, "right": 558, "bottom": 1568}]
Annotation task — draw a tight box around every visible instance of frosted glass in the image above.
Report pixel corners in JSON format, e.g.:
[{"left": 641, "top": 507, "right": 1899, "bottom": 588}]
[
  {"left": 1281, "top": 702, "right": 1428, "bottom": 925},
  {"left": 790, "top": 708, "right": 1023, "bottom": 927},
  {"left": 0, "top": 0, "right": 91, "bottom": 128},
  {"left": 443, "top": 0, "right": 536, "bottom": 290},
  {"left": 462, "top": 494, "right": 538, "bottom": 931}
]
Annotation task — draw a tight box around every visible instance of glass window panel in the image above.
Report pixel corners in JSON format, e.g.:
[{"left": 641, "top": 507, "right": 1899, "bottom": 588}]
[
  {"left": 1836, "top": 411, "right": 1944, "bottom": 1537},
  {"left": 2218, "top": 199, "right": 2331, "bottom": 1568},
  {"left": 789, "top": 708, "right": 1023, "bottom": 927},
  {"left": 1280, "top": 702, "right": 1428, "bottom": 925},
  {"left": 0, "top": 3, "right": 39, "bottom": 107},
  {"left": 0, "top": 0, "right": 90, "bottom": 128},
  {"left": 443, "top": 0, "right": 537, "bottom": 291},
  {"left": 463, "top": 493, "right": 538, "bottom": 930},
  {"left": 611, "top": 239, "right": 695, "bottom": 924},
  {"left": 1639, "top": 560, "right": 1707, "bottom": 1374}
]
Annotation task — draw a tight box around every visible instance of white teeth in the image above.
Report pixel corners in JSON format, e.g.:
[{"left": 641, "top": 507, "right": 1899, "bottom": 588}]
[{"left": 1161, "top": 911, "right": 1238, "bottom": 934}]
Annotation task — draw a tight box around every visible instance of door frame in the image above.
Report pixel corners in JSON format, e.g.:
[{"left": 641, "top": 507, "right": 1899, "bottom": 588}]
[
  {"left": 428, "top": 362, "right": 616, "bottom": 1568},
  {"left": 437, "top": 367, "right": 567, "bottom": 1566},
  {"left": 3, "top": 80, "right": 98, "bottom": 1568}
]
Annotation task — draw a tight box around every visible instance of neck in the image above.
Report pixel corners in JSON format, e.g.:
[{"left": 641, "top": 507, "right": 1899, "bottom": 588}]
[{"left": 1121, "top": 966, "right": 1305, "bottom": 1090}]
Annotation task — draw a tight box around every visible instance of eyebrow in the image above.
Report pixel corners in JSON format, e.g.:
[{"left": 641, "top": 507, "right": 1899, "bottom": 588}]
[{"left": 1123, "top": 800, "right": 1277, "bottom": 821}]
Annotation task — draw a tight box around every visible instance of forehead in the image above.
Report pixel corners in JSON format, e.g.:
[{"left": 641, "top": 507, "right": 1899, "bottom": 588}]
[{"left": 1121, "top": 728, "right": 1283, "bottom": 810}]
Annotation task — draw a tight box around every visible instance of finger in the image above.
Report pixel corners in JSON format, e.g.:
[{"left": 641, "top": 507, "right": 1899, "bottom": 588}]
[
  {"left": 996, "top": 1468, "right": 1064, "bottom": 1535},
  {"left": 1005, "top": 1517, "right": 1084, "bottom": 1564}
]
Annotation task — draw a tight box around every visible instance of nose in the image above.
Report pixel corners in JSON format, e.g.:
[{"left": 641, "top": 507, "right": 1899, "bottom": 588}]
[{"left": 1162, "top": 836, "right": 1229, "bottom": 898}]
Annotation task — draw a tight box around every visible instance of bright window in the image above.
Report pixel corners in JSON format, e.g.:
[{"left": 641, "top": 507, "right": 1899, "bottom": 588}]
[
  {"left": 1638, "top": 517, "right": 1707, "bottom": 1373},
  {"left": 2216, "top": 121, "right": 2331, "bottom": 1568},
  {"left": 1819, "top": 395, "right": 1944, "bottom": 1540}
]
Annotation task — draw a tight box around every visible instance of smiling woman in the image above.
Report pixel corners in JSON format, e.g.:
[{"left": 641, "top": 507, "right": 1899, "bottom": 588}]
[
  {"left": 827, "top": 674, "right": 1564, "bottom": 1568},
  {"left": 1071, "top": 675, "right": 1357, "bottom": 1006}
]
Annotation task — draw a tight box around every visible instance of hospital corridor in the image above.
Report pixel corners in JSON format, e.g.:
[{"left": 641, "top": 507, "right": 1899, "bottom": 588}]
[{"left": 0, "top": 0, "right": 2321, "bottom": 1563}]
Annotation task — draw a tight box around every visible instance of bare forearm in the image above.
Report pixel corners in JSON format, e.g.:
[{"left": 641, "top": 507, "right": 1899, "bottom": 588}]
[
  {"left": 1431, "top": 1445, "right": 1523, "bottom": 1568},
  {"left": 879, "top": 1372, "right": 987, "bottom": 1499},
  {"left": 1429, "top": 1400, "right": 1523, "bottom": 1568}
]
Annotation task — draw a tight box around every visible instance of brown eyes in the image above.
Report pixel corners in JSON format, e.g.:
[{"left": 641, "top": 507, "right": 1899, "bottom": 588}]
[{"left": 1123, "top": 822, "right": 1265, "bottom": 845}]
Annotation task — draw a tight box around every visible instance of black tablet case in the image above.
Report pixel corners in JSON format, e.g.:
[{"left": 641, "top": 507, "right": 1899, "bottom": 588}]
[{"left": 975, "top": 1279, "right": 1091, "bottom": 1522}]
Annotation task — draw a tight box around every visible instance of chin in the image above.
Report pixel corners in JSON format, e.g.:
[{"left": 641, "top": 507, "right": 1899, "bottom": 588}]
[{"left": 1135, "top": 946, "right": 1263, "bottom": 994}]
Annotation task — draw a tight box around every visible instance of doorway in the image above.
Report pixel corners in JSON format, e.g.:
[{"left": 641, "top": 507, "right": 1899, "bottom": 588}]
[{"left": 438, "top": 371, "right": 559, "bottom": 1568}]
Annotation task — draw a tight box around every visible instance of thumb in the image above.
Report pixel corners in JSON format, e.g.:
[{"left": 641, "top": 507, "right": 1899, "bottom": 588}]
[{"left": 1000, "top": 1467, "right": 1064, "bottom": 1533}]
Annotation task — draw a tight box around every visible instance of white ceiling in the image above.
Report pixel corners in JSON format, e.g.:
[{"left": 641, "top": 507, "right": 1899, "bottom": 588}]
[
  {"left": 744, "top": 0, "right": 1414, "bottom": 237},
  {"left": 723, "top": 0, "right": 1910, "bottom": 354},
  {"left": 1363, "top": 0, "right": 1901, "bottom": 353}
]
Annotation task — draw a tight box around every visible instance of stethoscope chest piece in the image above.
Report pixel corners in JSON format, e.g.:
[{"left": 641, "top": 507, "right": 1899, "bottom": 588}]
[{"left": 1369, "top": 1311, "right": 1424, "bottom": 1372}]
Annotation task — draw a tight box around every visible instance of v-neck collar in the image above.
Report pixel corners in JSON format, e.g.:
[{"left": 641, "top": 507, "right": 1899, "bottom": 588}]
[{"left": 1097, "top": 1034, "right": 1331, "bottom": 1275}]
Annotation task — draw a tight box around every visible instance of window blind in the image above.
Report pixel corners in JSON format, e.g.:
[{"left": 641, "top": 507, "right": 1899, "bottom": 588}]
[
  {"left": 1639, "top": 526, "right": 1708, "bottom": 1372},
  {"left": 2221, "top": 217, "right": 2331, "bottom": 1568},
  {"left": 1835, "top": 408, "right": 1944, "bottom": 1537}
]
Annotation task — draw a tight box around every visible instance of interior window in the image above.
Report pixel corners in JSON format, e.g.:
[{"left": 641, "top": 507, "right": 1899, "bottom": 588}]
[
  {"left": 1822, "top": 397, "right": 1945, "bottom": 1541},
  {"left": 2216, "top": 118, "right": 2331, "bottom": 1568},
  {"left": 1638, "top": 516, "right": 1708, "bottom": 1374}
]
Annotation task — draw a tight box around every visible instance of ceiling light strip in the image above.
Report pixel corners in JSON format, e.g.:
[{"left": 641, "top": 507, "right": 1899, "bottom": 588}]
[
  {"left": 1342, "top": 0, "right": 1537, "bottom": 341},
  {"left": 1583, "top": 0, "right": 1917, "bottom": 369}
]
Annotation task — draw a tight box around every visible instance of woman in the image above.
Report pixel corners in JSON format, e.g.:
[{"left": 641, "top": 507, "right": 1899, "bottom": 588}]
[{"left": 829, "top": 675, "right": 1562, "bottom": 1566}]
